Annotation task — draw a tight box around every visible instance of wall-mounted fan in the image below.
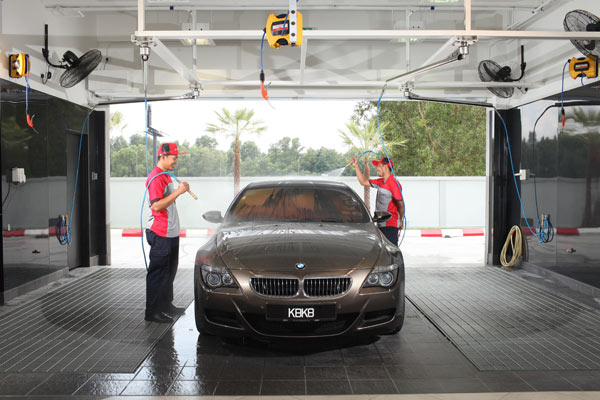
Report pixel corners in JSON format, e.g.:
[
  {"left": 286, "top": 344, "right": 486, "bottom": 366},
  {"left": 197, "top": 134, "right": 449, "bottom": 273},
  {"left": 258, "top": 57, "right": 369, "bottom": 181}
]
[
  {"left": 41, "top": 24, "right": 102, "bottom": 88},
  {"left": 563, "top": 9, "right": 600, "bottom": 57},
  {"left": 478, "top": 45, "right": 526, "bottom": 98}
]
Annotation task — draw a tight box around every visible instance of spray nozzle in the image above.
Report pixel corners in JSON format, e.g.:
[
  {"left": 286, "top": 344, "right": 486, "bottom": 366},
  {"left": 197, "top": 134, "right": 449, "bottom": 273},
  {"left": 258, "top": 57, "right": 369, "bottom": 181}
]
[
  {"left": 561, "top": 108, "right": 565, "bottom": 127},
  {"left": 260, "top": 71, "right": 269, "bottom": 100}
]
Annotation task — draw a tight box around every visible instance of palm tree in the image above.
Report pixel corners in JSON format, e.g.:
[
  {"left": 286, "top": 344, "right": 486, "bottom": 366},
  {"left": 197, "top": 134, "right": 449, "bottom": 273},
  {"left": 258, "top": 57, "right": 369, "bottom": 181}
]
[
  {"left": 338, "top": 120, "right": 405, "bottom": 213},
  {"left": 109, "top": 111, "right": 128, "bottom": 132},
  {"left": 565, "top": 107, "right": 600, "bottom": 226},
  {"left": 206, "top": 108, "right": 266, "bottom": 195}
]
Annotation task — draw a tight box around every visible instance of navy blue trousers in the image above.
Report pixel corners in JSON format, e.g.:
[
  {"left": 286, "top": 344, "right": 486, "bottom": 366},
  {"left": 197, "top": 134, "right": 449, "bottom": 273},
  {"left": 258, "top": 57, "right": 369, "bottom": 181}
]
[
  {"left": 145, "top": 229, "right": 179, "bottom": 315},
  {"left": 380, "top": 227, "right": 399, "bottom": 246}
]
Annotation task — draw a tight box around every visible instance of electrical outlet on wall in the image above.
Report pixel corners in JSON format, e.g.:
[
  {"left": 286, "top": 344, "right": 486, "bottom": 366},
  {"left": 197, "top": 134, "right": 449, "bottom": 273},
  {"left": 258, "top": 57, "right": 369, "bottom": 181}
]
[{"left": 11, "top": 168, "right": 26, "bottom": 183}]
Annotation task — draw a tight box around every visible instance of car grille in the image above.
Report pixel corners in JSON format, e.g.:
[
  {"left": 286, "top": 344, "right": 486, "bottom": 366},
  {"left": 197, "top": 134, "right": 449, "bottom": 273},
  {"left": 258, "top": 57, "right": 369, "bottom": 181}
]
[
  {"left": 304, "top": 277, "right": 352, "bottom": 297},
  {"left": 250, "top": 277, "right": 299, "bottom": 297}
]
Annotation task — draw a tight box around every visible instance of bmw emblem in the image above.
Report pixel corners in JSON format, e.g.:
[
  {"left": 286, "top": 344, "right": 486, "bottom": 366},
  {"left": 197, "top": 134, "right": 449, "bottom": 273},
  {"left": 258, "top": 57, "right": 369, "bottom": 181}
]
[{"left": 296, "top": 263, "right": 306, "bottom": 270}]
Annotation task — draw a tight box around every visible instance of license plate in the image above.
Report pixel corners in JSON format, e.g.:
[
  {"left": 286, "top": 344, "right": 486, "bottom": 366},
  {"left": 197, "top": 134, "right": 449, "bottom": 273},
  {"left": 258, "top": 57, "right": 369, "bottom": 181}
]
[{"left": 266, "top": 303, "right": 336, "bottom": 321}]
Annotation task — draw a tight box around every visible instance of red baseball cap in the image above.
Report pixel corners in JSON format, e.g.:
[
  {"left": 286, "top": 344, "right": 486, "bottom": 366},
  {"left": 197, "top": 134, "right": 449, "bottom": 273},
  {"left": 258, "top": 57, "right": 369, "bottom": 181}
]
[
  {"left": 372, "top": 157, "right": 394, "bottom": 168},
  {"left": 158, "top": 142, "right": 187, "bottom": 157}
]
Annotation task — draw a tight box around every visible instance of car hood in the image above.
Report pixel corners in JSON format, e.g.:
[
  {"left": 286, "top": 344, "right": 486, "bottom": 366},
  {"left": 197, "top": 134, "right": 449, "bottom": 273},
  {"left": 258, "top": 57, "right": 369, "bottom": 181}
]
[{"left": 215, "top": 222, "right": 382, "bottom": 273}]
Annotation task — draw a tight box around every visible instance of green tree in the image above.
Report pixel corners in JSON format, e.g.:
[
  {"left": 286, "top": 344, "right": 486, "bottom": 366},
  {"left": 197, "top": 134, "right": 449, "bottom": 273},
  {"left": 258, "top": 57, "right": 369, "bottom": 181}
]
[
  {"left": 206, "top": 108, "right": 266, "bottom": 195},
  {"left": 109, "top": 111, "right": 128, "bottom": 132},
  {"left": 195, "top": 135, "right": 217, "bottom": 149},
  {"left": 267, "top": 137, "right": 304, "bottom": 175},
  {"left": 339, "top": 120, "right": 404, "bottom": 212},
  {"left": 354, "top": 101, "right": 486, "bottom": 176}
]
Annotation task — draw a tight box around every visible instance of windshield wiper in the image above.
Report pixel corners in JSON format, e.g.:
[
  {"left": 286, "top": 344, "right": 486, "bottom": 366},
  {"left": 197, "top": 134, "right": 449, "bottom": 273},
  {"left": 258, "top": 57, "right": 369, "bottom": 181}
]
[{"left": 320, "top": 218, "right": 341, "bottom": 223}]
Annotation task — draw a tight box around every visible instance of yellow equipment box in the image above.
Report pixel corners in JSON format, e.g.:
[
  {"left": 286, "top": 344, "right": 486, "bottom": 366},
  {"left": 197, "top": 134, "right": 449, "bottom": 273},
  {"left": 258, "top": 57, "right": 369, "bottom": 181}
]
[
  {"left": 569, "top": 55, "right": 598, "bottom": 79},
  {"left": 9, "top": 53, "right": 29, "bottom": 78}
]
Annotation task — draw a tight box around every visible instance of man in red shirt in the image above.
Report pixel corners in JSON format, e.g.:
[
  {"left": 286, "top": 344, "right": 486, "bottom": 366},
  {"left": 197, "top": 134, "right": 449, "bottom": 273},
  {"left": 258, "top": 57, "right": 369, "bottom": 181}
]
[
  {"left": 145, "top": 143, "right": 190, "bottom": 323},
  {"left": 350, "top": 156, "right": 404, "bottom": 246}
]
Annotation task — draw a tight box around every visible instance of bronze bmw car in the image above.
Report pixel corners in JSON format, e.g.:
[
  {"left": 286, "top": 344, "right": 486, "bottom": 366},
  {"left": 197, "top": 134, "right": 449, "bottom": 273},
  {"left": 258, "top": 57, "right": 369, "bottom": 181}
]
[{"left": 195, "top": 180, "right": 405, "bottom": 338}]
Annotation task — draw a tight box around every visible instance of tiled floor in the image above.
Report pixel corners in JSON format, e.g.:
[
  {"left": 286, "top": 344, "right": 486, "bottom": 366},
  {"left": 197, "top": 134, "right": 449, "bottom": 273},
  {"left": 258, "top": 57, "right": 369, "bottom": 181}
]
[
  {"left": 1, "top": 299, "right": 600, "bottom": 397},
  {"left": 2, "top": 234, "right": 600, "bottom": 398}
]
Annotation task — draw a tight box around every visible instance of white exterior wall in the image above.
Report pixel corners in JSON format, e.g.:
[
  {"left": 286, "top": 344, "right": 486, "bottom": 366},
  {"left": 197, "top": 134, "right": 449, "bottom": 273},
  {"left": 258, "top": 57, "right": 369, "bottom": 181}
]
[{"left": 110, "top": 176, "right": 487, "bottom": 229}]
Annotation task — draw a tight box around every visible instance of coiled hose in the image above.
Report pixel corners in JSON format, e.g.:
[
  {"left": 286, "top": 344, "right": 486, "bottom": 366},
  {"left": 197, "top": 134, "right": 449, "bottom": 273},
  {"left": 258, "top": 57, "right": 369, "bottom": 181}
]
[{"left": 500, "top": 225, "right": 524, "bottom": 267}]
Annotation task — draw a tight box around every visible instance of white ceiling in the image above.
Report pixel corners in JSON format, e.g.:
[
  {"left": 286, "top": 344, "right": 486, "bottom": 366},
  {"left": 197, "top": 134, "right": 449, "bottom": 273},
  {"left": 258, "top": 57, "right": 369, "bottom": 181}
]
[{"left": 2, "top": 0, "right": 599, "bottom": 108}]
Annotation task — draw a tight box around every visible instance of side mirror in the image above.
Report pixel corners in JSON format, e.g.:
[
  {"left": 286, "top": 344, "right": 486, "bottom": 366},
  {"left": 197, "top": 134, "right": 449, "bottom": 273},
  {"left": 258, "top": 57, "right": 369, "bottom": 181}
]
[
  {"left": 203, "top": 211, "right": 224, "bottom": 224},
  {"left": 373, "top": 211, "right": 392, "bottom": 223}
]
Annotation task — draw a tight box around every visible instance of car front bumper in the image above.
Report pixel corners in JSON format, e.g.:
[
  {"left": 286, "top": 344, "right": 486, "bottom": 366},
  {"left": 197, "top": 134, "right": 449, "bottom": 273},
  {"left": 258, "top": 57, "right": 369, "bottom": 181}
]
[{"left": 194, "top": 266, "right": 405, "bottom": 338}]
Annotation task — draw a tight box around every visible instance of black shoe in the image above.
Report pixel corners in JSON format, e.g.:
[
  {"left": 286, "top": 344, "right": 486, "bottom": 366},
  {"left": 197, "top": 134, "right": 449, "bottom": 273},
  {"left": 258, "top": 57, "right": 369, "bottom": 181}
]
[
  {"left": 145, "top": 312, "right": 173, "bottom": 323},
  {"left": 165, "top": 304, "right": 186, "bottom": 315}
]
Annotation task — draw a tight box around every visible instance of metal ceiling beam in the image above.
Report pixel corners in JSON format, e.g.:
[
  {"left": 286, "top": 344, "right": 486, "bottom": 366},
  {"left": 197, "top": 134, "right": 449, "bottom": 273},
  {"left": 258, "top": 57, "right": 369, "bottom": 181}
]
[
  {"left": 150, "top": 37, "right": 202, "bottom": 88},
  {"left": 53, "top": 4, "right": 543, "bottom": 12},
  {"left": 133, "top": 29, "right": 600, "bottom": 41}
]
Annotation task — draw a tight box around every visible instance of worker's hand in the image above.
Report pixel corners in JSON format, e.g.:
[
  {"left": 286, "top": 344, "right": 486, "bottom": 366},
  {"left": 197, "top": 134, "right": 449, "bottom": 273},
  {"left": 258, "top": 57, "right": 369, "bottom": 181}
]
[
  {"left": 349, "top": 157, "right": 358, "bottom": 167},
  {"left": 399, "top": 219, "right": 404, "bottom": 230},
  {"left": 177, "top": 181, "right": 190, "bottom": 195}
]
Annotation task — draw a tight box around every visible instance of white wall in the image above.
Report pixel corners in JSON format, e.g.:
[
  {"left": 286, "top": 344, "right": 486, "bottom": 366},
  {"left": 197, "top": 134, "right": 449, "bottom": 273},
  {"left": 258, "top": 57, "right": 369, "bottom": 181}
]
[{"left": 110, "top": 176, "right": 486, "bottom": 229}]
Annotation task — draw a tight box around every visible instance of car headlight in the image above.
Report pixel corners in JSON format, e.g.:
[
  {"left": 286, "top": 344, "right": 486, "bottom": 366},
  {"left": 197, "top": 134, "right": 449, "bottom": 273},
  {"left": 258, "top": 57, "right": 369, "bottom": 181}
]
[
  {"left": 201, "top": 265, "right": 238, "bottom": 289},
  {"left": 362, "top": 264, "right": 399, "bottom": 288}
]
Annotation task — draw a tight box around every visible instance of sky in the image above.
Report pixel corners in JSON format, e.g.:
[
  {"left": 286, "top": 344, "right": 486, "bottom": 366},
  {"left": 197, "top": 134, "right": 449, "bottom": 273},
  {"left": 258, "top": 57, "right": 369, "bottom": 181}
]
[{"left": 110, "top": 100, "right": 359, "bottom": 153}]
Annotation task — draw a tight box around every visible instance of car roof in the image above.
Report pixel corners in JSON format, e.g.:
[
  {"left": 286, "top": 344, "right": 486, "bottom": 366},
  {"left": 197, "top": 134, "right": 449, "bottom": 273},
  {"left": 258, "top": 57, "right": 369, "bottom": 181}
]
[{"left": 244, "top": 180, "right": 351, "bottom": 190}]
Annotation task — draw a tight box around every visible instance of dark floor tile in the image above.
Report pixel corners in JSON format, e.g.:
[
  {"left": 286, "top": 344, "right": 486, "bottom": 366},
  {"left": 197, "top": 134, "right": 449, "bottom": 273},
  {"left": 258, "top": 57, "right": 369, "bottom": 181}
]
[
  {"left": 386, "top": 364, "right": 431, "bottom": 379},
  {"left": 343, "top": 356, "right": 384, "bottom": 365},
  {"left": 516, "top": 371, "right": 581, "bottom": 391},
  {"left": 91, "top": 373, "right": 137, "bottom": 381},
  {"left": 168, "top": 380, "right": 217, "bottom": 395},
  {"left": 305, "top": 366, "right": 347, "bottom": 380},
  {"left": 478, "top": 371, "right": 534, "bottom": 392},
  {"left": 483, "top": 380, "right": 535, "bottom": 392},
  {"left": 304, "top": 351, "right": 344, "bottom": 366},
  {"left": 306, "top": 379, "right": 352, "bottom": 395},
  {"left": 120, "top": 380, "right": 171, "bottom": 396},
  {"left": 351, "top": 379, "right": 398, "bottom": 394},
  {"left": 213, "top": 380, "right": 261, "bottom": 395},
  {"left": 394, "top": 378, "right": 446, "bottom": 394},
  {"left": 423, "top": 363, "right": 479, "bottom": 379},
  {"left": 133, "top": 365, "right": 182, "bottom": 381},
  {"left": 438, "top": 377, "right": 491, "bottom": 393},
  {"left": 27, "top": 373, "right": 92, "bottom": 396},
  {"left": 264, "top": 354, "right": 305, "bottom": 366},
  {"left": 263, "top": 365, "right": 305, "bottom": 380},
  {"left": 346, "top": 365, "right": 390, "bottom": 380},
  {"left": 261, "top": 380, "right": 306, "bottom": 395},
  {"left": 73, "top": 379, "right": 130, "bottom": 396},
  {"left": 218, "top": 365, "right": 263, "bottom": 381},
  {"left": 562, "top": 372, "right": 600, "bottom": 390},
  {"left": 0, "top": 374, "right": 51, "bottom": 396},
  {"left": 177, "top": 365, "right": 224, "bottom": 380}
]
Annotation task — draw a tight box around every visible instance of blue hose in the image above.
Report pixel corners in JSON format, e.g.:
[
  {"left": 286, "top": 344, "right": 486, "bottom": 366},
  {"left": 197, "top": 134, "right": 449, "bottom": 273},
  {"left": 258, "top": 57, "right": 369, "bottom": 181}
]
[{"left": 140, "top": 171, "right": 178, "bottom": 270}]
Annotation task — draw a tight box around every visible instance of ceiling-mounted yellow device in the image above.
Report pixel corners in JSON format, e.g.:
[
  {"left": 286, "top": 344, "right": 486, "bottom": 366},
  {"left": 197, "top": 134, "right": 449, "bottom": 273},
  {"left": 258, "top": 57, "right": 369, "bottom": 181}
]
[
  {"left": 569, "top": 55, "right": 598, "bottom": 79},
  {"left": 265, "top": 0, "right": 302, "bottom": 49},
  {"left": 9, "top": 53, "right": 29, "bottom": 78}
]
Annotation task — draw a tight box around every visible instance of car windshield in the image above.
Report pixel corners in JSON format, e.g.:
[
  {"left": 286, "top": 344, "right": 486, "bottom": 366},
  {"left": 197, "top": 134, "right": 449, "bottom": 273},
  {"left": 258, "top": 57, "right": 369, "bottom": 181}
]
[{"left": 227, "top": 186, "right": 370, "bottom": 223}]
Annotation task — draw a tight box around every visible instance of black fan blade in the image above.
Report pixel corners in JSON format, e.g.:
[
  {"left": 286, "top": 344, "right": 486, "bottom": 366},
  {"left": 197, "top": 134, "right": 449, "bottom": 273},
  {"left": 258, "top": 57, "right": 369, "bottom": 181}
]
[
  {"left": 482, "top": 62, "right": 499, "bottom": 81},
  {"left": 59, "top": 49, "right": 102, "bottom": 88}
]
